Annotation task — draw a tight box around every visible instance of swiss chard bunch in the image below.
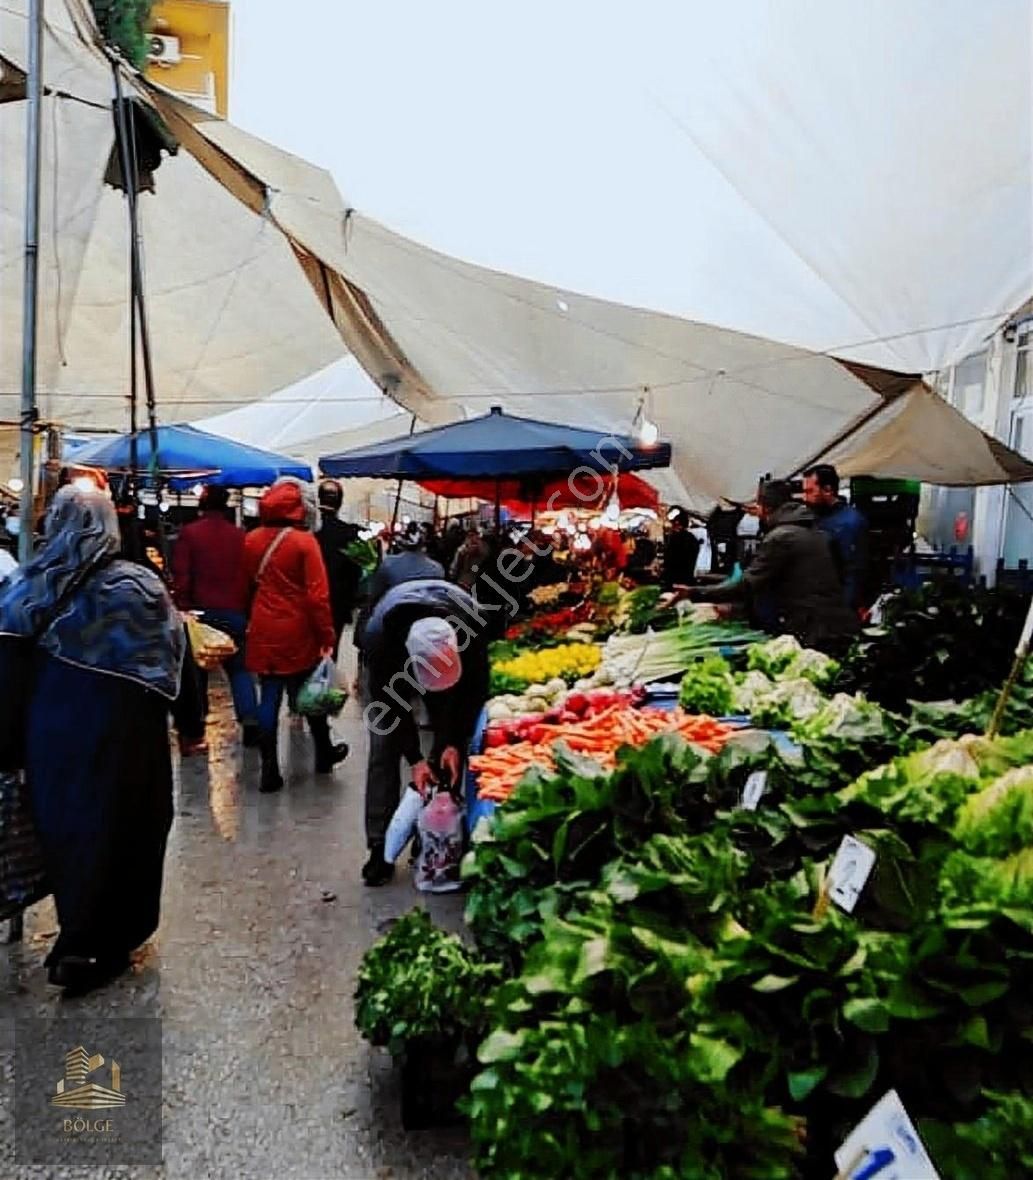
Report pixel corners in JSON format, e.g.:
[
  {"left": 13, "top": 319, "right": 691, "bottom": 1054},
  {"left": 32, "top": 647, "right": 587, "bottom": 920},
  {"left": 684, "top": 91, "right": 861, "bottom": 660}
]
[
  {"left": 466, "top": 841, "right": 805, "bottom": 1180},
  {"left": 354, "top": 909, "right": 501, "bottom": 1055},
  {"left": 906, "top": 662, "right": 1033, "bottom": 746},
  {"left": 922, "top": 1089, "right": 1033, "bottom": 1180},
  {"left": 462, "top": 737, "right": 715, "bottom": 968}
]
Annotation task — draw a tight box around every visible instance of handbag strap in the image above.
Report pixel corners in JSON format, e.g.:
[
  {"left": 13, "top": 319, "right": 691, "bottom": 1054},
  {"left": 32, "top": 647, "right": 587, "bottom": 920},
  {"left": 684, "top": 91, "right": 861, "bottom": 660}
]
[{"left": 255, "top": 528, "right": 290, "bottom": 584}]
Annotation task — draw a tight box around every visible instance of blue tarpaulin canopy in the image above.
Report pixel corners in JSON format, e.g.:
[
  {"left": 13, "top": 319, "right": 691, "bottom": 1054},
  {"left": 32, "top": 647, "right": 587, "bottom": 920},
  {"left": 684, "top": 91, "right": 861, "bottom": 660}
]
[
  {"left": 319, "top": 407, "right": 671, "bottom": 480},
  {"left": 71, "top": 425, "right": 312, "bottom": 487}
]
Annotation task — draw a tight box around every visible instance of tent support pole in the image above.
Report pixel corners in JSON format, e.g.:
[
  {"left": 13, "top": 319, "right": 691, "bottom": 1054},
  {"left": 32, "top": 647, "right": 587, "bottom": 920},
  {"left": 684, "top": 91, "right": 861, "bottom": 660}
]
[
  {"left": 389, "top": 479, "right": 404, "bottom": 536},
  {"left": 113, "top": 65, "right": 169, "bottom": 571},
  {"left": 388, "top": 413, "right": 418, "bottom": 541},
  {"left": 494, "top": 478, "right": 501, "bottom": 536},
  {"left": 18, "top": 0, "right": 43, "bottom": 562}
]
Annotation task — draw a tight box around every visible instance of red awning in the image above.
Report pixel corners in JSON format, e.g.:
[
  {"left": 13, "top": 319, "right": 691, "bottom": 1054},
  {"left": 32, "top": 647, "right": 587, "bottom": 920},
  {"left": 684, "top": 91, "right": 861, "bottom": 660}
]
[{"left": 419, "top": 470, "right": 659, "bottom": 513}]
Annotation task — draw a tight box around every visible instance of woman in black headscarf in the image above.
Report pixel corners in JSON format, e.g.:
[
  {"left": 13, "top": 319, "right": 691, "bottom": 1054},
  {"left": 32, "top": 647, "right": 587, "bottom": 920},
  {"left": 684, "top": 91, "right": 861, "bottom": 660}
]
[{"left": 0, "top": 486, "right": 185, "bottom": 993}]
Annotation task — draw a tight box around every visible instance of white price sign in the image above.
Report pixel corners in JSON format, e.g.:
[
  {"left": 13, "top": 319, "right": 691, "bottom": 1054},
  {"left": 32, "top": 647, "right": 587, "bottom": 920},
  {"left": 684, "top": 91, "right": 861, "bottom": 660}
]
[
  {"left": 827, "top": 836, "right": 876, "bottom": 914},
  {"left": 740, "top": 770, "right": 768, "bottom": 811},
  {"left": 835, "top": 1090, "right": 940, "bottom": 1179}
]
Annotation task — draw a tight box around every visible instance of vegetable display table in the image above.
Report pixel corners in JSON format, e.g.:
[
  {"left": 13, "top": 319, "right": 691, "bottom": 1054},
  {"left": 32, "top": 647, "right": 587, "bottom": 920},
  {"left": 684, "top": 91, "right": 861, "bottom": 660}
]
[{"left": 464, "top": 697, "right": 800, "bottom": 835}]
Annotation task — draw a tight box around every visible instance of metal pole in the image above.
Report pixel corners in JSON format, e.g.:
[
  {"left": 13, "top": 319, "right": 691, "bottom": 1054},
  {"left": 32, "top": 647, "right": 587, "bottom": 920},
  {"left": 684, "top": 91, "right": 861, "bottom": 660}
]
[
  {"left": 986, "top": 595, "right": 1033, "bottom": 737},
  {"left": 18, "top": 0, "right": 44, "bottom": 562},
  {"left": 388, "top": 414, "right": 417, "bottom": 543}
]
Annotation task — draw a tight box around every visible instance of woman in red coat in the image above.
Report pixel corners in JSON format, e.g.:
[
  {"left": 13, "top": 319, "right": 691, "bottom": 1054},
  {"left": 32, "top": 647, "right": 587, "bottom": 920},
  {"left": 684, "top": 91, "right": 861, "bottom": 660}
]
[{"left": 245, "top": 478, "right": 347, "bottom": 792}]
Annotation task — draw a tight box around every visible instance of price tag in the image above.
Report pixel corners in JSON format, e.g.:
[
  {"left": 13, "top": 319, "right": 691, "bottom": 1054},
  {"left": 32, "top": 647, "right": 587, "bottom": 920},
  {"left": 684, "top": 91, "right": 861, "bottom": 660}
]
[
  {"left": 740, "top": 770, "right": 768, "bottom": 811},
  {"left": 827, "top": 836, "right": 876, "bottom": 914},
  {"left": 835, "top": 1090, "right": 940, "bottom": 1179}
]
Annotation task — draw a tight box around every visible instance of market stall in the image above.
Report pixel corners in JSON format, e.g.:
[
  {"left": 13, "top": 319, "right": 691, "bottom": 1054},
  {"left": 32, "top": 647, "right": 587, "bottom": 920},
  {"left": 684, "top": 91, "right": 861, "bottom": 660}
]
[
  {"left": 357, "top": 570, "right": 1033, "bottom": 1177},
  {"left": 320, "top": 405, "right": 671, "bottom": 531}
]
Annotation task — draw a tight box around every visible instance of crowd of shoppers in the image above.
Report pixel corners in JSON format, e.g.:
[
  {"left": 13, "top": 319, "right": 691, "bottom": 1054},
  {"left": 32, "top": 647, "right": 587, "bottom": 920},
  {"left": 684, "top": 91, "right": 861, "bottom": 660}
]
[{"left": 0, "top": 465, "right": 870, "bottom": 990}]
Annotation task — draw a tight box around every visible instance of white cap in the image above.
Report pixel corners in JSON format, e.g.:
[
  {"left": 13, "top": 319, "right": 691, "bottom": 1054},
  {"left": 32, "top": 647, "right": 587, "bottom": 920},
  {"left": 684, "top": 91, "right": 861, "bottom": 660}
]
[{"left": 405, "top": 617, "right": 461, "bottom": 692}]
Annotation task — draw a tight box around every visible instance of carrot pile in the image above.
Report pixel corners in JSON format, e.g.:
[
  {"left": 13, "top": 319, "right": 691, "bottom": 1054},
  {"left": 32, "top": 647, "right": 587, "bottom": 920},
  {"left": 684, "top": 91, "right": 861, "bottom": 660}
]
[{"left": 471, "top": 705, "right": 734, "bottom": 804}]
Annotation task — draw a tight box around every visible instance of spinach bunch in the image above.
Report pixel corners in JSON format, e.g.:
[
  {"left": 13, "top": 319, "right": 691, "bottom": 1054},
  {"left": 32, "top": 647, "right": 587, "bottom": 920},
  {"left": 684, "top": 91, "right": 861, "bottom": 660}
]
[{"left": 841, "top": 580, "right": 1027, "bottom": 711}]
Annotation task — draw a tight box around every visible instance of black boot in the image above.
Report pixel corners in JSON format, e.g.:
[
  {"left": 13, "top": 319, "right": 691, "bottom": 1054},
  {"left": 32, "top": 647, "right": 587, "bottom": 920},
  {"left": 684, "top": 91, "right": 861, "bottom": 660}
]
[
  {"left": 362, "top": 843, "right": 394, "bottom": 887},
  {"left": 310, "top": 715, "right": 349, "bottom": 774},
  {"left": 48, "top": 952, "right": 130, "bottom": 995},
  {"left": 259, "top": 733, "right": 284, "bottom": 793}
]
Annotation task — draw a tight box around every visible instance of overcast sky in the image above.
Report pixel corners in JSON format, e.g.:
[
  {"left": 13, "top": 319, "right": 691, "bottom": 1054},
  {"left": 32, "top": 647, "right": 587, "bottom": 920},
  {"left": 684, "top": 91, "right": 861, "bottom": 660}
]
[{"left": 226, "top": 1, "right": 1031, "bottom": 372}]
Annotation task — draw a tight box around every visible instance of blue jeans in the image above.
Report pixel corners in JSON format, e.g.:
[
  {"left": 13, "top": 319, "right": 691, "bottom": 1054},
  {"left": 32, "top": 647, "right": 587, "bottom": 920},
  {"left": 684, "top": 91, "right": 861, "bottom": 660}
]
[
  {"left": 256, "top": 671, "right": 309, "bottom": 737},
  {"left": 197, "top": 609, "right": 258, "bottom": 727}
]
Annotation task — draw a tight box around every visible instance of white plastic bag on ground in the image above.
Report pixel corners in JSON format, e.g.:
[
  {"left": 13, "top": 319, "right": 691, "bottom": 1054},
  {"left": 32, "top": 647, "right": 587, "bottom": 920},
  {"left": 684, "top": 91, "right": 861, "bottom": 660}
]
[
  {"left": 384, "top": 787, "right": 423, "bottom": 864},
  {"left": 413, "top": 790, "right": 465, "bottom": 893}
]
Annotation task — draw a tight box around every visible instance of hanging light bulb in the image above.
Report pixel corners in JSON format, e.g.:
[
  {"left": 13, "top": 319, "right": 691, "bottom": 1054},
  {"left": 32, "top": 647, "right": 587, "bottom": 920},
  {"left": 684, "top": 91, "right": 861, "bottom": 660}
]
[
  {"left": 8, "top": 478, "right": 23, "bottom": 493},
  {"left": 639, "top": 417, "right": 659, "bottom": 446}
]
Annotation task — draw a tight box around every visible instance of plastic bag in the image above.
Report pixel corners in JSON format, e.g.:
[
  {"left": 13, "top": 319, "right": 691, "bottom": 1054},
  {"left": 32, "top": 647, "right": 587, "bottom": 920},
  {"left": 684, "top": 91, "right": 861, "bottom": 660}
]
[
  {"left": 184, "top": 614, "right": 237, "bottom": 670},
  {"left": 384, "top": 787, "right": 423, "bottom": 863},
  {"left": 295, "top": 655, "right": 348, "bottom": 717},
  {"left": 413, "top": 789, "right": 464, "bottom": 894}
]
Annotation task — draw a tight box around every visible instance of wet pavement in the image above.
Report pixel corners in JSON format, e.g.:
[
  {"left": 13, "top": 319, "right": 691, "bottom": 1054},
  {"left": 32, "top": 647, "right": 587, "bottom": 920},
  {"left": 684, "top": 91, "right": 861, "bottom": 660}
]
[{"left": 0, "top": 651, "right": 475, "bottom": 1180}]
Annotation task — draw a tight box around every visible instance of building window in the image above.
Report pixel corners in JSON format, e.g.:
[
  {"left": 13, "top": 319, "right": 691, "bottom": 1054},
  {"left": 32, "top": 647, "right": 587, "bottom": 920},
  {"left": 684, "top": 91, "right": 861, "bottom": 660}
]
[
  {"left": 951, "top": 349, "right": 987, "bottom": 421},
  {"left": 1014, "top": 324, "right": 1032, "bottom": 405},
  {"left": 1002, "top": 369, "right": 1033, "bottom": 567}
]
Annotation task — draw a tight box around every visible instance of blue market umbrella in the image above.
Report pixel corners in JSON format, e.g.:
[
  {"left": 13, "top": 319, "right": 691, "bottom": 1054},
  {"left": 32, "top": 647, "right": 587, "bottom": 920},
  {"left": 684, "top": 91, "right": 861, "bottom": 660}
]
[
  {"left": 71, "top": 424, "right": 312, "bottom": 487},
  {"left": 319, "top": 406, "right": 671, "bottom": 479}
]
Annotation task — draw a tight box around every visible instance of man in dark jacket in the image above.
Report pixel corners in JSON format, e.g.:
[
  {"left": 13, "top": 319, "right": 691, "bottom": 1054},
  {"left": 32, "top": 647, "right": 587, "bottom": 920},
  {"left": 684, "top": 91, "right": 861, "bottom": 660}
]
[
  {"left": 360, "top": 579, "right": 490, "bottom": 886},
  {"left": 663, "top": 508, "right": 701, "bottom": 589},
  {"left": 353, "top": 523, "right": 445, "bottom": 650},
  {"left": 802, "top": 465, "right": 868, "bottom": 610},
  {"left": 690, "top": 481, "right": 859, "bottom": 652},
  {"left": 315, "top": 479, "right": 363, "bottom": 655}
]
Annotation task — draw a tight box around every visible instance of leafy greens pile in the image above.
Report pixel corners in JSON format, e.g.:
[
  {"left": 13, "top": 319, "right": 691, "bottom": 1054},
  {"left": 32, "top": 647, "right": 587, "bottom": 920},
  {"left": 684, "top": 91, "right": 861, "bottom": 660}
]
[
  {"left": 841, "top": 580, "right": 1027, "bottom": 711},
  {"left": 460, "top": 726, "right": 1033, "bottom": 1178},
  {"left": 354, "top": 909, "right": 500, "bottom": 1056},
  {"left": 357, "top": 600, "right": 1033, "bottom": 1179}
]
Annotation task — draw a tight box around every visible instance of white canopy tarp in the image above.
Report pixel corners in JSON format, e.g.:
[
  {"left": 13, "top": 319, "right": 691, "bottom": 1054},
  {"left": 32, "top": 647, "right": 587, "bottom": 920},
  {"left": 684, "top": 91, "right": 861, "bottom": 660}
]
[
  {"left": 0, "top": 2, "right": 347, "bottom": 427},
  {"left": 165, "top": 97, "right": 1033, "bottom": 503},
  {"left": 1, "top": 0, "right": 1031, "bottom": 507},
  {"left": 230, "top": 0, "right": 1032, "bottom": 375}
]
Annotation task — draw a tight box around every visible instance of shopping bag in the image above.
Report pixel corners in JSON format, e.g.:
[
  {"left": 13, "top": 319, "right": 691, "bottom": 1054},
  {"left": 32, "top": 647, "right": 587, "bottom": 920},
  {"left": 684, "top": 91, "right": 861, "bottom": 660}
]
[
  {"left": 384, "top": 787, "right": 423, "bottom": 864},
  {"left": 184, "top": 614, "right": 237, "bottom": 670},
  {"left": 0, "top": 771, "right": 48, "bottom": 921},
  {"left": 295, "top": 656, "right": 348, "bottom": 717},
  {"left": 413, "top": 789, "right": 465, "bottom": 894}
]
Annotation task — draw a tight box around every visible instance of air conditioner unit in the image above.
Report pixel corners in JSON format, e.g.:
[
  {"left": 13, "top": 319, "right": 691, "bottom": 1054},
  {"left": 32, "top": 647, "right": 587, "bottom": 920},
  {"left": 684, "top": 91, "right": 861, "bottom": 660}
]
[{"left": 147, "top": 34, "right": 181, "bottom": 65}]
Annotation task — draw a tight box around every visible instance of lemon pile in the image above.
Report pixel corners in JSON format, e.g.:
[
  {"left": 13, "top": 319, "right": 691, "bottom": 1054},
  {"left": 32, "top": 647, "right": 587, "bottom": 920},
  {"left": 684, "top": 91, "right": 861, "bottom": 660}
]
[{"left": 494, "top": 642, "right": 601, "bottom": 688}]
